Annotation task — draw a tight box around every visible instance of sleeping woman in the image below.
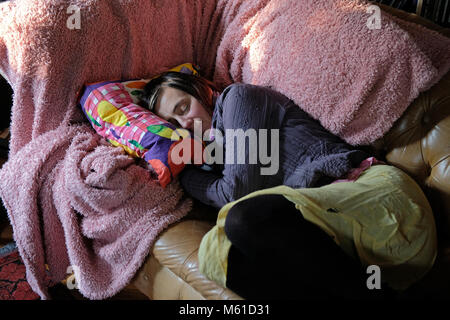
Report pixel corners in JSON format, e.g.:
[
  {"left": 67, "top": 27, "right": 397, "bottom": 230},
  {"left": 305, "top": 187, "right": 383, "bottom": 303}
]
[
  {"left": 141, "top": 71, "right": 369, "bottom": 208},
  {"left": 140, "top": 71, "right": 437, "bottom": 300}
]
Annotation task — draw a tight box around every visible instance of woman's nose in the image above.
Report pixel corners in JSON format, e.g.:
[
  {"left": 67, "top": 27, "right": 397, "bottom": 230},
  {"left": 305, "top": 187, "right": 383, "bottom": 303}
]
[{"left": 178, "top": 117, "right": 193, "bottom": 130}]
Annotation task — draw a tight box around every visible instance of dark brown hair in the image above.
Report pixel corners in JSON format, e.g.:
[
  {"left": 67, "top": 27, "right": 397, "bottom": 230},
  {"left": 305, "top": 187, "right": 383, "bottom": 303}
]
[{"left": 139, "top": 71, "right": 218, "bottom": 113}]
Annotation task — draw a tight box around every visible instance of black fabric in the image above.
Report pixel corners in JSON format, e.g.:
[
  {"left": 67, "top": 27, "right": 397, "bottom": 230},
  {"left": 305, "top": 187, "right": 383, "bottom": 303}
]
[
  {"left": 0, "top": 76, "right": 12, "bottom": 131},
  {"left": 224, "top": 194, "right": 392, "bottom": 300}
]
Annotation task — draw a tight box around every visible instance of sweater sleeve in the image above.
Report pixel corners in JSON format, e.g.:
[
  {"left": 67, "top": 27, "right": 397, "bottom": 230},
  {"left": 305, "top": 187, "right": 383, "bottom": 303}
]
[
  {"left": 178, "top": 166, "right": 233, "bottom": 208},
  {"left": 179, "top": 83, "right": 288, "bottom": 208}
]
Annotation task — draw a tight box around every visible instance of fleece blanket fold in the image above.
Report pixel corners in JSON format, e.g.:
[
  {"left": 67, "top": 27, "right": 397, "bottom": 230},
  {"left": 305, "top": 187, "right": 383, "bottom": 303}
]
[
  {"left": 1, "top": 0, "right": 450, "bottom": 299},
  {"left": 0, "top": 123, "right": 191, "bottom": 299}
]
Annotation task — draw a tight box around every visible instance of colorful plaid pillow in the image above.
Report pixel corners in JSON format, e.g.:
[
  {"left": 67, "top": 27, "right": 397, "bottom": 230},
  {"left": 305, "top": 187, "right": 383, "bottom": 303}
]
[{"left": 78, "top": 63, "right": 204, "bottom": 188}]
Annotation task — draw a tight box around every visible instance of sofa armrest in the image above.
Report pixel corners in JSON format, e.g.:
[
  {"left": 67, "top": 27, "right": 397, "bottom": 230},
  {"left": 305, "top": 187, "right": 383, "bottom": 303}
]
[{"left": 132, "top": 220, "right": 243, "bottom": 300}]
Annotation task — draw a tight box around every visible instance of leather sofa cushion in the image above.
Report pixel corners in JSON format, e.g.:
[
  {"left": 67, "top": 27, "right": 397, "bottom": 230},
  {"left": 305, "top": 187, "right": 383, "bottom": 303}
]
[{"left": 128, "top": 199, "right": 242, "bottom": 299}]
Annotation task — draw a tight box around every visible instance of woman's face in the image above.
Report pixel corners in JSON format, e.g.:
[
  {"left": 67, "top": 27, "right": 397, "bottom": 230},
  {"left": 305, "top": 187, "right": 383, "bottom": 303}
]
[{"left": 154, "top": 86, "right": 212, "bottom": 136}]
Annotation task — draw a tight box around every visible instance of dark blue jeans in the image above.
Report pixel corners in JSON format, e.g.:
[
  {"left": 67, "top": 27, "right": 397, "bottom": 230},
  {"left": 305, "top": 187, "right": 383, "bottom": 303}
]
[{"left": 224, "top": 194, "right": 392, "bottom": 300}]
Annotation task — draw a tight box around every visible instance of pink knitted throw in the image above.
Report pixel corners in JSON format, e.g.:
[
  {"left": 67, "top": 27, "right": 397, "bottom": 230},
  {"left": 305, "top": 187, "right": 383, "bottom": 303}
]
[
  {"left": 212, "top": 0, "right": 450, "bottom": 145},
  {"left": 1, "top": 0, "right": 450, "bottom": 151},
  {"left": 0, "top": 124, "right": 192, "bottom": 299}
]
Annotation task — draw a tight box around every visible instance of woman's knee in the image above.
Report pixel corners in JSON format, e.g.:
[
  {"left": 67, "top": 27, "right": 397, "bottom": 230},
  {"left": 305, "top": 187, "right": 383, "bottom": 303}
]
[
  {"left": 224, "top": 194, "right": 296, "bottom": 242},
  {"left": 224, "top": 198, "right": 255, "bottom": 242}
]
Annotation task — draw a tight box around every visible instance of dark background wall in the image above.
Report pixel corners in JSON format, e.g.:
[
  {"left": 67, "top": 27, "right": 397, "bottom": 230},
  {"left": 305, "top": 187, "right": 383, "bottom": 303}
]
[
  {"left": 372, "top": 0, "right": 450, "bottom": 27},
  {"left": 372, "top": 0, "right": 419, "bottom": 13},
  {"left": 0, "top": 76, "right": 12, "bottom": 131}
]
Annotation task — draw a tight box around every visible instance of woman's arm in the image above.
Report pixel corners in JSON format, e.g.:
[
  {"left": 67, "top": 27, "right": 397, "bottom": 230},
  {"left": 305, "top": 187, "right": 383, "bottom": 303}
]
[
  {"left": 179, "top": 83, "right": 289, "bottom": 208},
  {"left": 178, "top": 166, "right": 234, "bottom": 208}
]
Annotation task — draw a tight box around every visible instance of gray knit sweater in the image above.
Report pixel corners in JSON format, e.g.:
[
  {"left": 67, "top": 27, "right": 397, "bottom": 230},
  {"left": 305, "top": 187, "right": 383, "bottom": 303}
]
[{"left": 179, "top": 83, "right": 370, "bottom": 208}]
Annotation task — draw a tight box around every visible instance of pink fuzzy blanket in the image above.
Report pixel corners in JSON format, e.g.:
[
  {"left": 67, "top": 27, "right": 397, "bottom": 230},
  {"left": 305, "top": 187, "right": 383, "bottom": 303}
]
[
  {"left": 1, "top": 0, "right": 450, "bottom": 151},
  {"left": 0, "top": 123, "right": 192, "bottom": 299},
  {"left": 1, "top": 0, "right": 450, "bottom": 299},
  {"left": 212, "top": 0, "right": 450, "bottom": 145}
]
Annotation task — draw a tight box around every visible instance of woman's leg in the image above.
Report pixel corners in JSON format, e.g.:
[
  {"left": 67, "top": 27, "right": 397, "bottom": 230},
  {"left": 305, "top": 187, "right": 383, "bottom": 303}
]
[{"left": 224, "top": 194, "right": 389, "bottom": 299}]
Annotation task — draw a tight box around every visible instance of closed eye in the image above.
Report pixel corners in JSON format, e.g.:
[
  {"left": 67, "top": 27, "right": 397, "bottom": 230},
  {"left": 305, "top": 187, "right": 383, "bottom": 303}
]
[{"left": 176, "top": 103, "right": 189, "bottom": 115}]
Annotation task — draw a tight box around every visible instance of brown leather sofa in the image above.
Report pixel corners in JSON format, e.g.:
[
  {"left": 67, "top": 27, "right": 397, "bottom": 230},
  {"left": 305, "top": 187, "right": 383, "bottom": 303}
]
[{"left": 110, "top": 4, "right": 450, "bottom": 300}]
